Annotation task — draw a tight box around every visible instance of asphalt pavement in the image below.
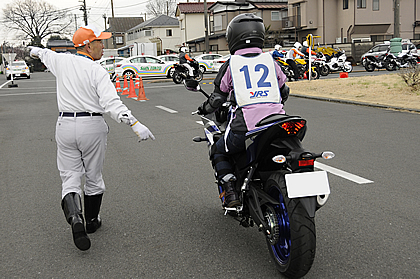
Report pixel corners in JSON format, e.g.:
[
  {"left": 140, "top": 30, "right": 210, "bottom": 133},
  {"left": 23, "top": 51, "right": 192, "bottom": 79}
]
[{"left": 0, "top": 72, "right": 419, "bottom": 278}]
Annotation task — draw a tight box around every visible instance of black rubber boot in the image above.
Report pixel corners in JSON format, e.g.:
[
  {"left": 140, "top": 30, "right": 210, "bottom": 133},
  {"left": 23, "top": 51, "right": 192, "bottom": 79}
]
[
  {"left": 222, "top": 180, "right": 241, "bottom": 208},
  {"left": 84, "top": 194, "right": 103, "bottom": 234},
  {"left": 62, "top": 193, "right": 91, "bottom": 251}
]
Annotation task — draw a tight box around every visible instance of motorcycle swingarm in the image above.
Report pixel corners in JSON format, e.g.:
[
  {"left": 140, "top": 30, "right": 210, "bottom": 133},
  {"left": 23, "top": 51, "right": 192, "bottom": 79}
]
[{"left": 245, "top": 186, "right": 280, "bottom": 232}]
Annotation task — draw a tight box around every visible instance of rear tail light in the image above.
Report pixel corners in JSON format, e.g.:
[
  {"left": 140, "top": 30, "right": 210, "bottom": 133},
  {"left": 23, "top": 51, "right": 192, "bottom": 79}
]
[
  {"left": 116, "top": 64, "right": 122, "bottom": 67},
  {"left": 298, "top": 159, "right": 314, "bottom": 167},
  {"left": 281, "top": 120, "right": 306, "bottom": 135}
]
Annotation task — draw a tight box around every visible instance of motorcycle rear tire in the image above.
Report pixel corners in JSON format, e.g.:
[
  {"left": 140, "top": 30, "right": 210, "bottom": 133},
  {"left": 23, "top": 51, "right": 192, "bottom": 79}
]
[
  {"left": 172, "top": 71, "right": 183, "bottom": 84},
  {"left": 264, "top": 172, "right": 316, "bottom": 278},
  {"left": 194, "top": 71, "right": 203, "bottom": 82}
]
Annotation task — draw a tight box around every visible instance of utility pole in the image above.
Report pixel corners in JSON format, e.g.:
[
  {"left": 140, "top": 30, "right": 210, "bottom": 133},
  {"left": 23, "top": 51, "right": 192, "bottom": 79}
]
[
  {"left": 394, "top": 0, "right": 400, "bottom": 37},
  {"left": 204, "top": 0, "right": 209, "bottom": 53},
  {"left": 111, "top": 0, "right": 114, "bottom": 18},
  {"left": 80, "top": 0, "right": 88, "bottom": 25},
  {"left": 103, "top": 14, "right": 107, "bottom": 30}
]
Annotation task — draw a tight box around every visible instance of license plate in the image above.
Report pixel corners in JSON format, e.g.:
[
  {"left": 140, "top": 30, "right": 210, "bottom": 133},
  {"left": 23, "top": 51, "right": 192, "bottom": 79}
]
[
  {"left": 285, "top": 171, "right": 330, "bottom": 198},
  {"left": 15, "top": 74, "right": 21, "bottom": 76}
]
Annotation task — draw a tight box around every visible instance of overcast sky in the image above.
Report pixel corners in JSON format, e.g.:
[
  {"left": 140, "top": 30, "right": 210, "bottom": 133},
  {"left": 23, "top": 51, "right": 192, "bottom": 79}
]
[{"left": 1, "top": 0, "right": 189, "bottom": 45}]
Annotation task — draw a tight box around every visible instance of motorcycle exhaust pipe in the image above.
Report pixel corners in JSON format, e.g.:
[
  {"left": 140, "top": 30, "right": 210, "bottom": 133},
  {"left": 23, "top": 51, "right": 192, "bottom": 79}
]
[{"left": 316, "top": 194, "right": 329, "bottom": 209}]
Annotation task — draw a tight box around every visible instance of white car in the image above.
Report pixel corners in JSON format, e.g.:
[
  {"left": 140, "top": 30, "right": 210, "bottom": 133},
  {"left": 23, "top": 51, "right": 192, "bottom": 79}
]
[
  {"left": 115, "top": 55, "right": 175, "bottom": 78},
  {"left": 212, "top": 55, "right": 230, "bottom": 72},
  {"left": 158, "top": 54, "right": 179, "bottom": 63},
  {"left": 6, "top": 61, "right": 30, "bottom": 80},
  {"left": 97, "top": 57, "right": 124, "bottom": 80},
  {"left": 193, "top": 53, "right": 224, "bottom": 73}
]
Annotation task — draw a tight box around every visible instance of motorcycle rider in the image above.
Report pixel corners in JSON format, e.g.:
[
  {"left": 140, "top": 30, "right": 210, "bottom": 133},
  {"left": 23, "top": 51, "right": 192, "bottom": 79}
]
[
  {"left": 286, "top": 42, "right": 305, "bottom": 81},
  {"left": 196, "top": 13, "right": 289, "bottom": 208},
  {"left": 301, "top": 41, "right": 317, "bottom": 56},
  {"left": 178, "top": 46, "right": 194, "bottom": 78},
  {"left": 272, "top": 44, "right": 284, "bottom": 59}
]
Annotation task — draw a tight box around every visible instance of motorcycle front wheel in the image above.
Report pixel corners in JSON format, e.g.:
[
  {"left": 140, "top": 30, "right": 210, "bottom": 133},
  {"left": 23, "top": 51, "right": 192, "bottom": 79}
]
[
  {"left": 264, "top": 172, "right": 316, "bottom": 278},
  {"left": 343, "top": 64, "right": 353, "bottom": 73},
  {"left": 385, "top": 62, "right": 397, "bottom": 71},
  {"left": 364, "top": 62, "right": 375, "bottom": 72},
  {"left": 319, "top": 65, "right": 330, "bottom": 76},
  {"left": 172, "top": 71, "right": 183, "bottom": 84}
]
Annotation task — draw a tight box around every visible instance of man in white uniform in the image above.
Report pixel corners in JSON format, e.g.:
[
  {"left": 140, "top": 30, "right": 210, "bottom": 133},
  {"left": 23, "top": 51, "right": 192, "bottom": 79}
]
[{"left": 29, "top": 25, "right": 155, "bottom": 251}]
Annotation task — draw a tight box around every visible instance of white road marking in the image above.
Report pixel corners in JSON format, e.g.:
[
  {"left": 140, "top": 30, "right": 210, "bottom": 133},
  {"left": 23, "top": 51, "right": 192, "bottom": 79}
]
[
  {"left": 0, "top": 91, "right": 56, "bottom": 96},
  {"left": 315, "top": 162, "right": 374, "bottom": 184},
  {"left": 196, "top": 121, "right": 204, "bottom": 125},
  {"left": 155, "top": 105, "right": 178, "bottom": 114}
]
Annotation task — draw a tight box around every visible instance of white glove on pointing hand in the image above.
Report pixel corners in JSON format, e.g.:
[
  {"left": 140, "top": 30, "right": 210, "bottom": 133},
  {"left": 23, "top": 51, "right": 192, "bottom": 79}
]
[
  {"left": 131, "top": 120, "right": 155, "bottom": 141},
  {"left": 119, "top": 112, "right": 155, "bottom": 141},
  {"left": 28, "top": 46, "right": 42, "bottom": 59}
]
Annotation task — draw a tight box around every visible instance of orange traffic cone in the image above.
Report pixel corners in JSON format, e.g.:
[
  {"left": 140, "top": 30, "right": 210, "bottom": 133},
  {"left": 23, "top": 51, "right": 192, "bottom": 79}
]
[
  {"left": 134, "top": 75, "right": 140, "bottom": 90},
  {"left": 339, "top": 72, "right": 349, "bottom": 78},
  {"left": 122, "top": 76, "right": 129, "bottom": 95},
  {"left": 136, "top": 77, "right": 149, "bottom": 101},
  {"left": 115, "top": 75, "right": 122, "bottom": 94},
  {"left": 127, "top": 77, "right": 137, "bottom": 98}
]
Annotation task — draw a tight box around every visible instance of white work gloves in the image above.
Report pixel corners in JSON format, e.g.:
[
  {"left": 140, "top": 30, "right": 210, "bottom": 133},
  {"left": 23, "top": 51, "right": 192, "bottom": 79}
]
[
  {"left": 28, "top": 46, "right": 42, "bottom": 59},
  {"left": 119, "top": 112, "right": 155, "bottom": 141}
]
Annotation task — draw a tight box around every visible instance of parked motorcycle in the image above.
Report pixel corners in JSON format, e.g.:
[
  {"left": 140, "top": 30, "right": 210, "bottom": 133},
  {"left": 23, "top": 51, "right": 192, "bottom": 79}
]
[
  {"left": 310, "top": 53, "right": 330, "bottom": 76},
  {"left": 184, "top": 79, "right": 334, "bottom": 278},
  {"left": 385, "top": 52, "right": 418, "bottom": 71},
  {"left": 363, "top": 51, "right": 390, "bottom": 72},
  {"left": 275, "top": 57, "right": 319, "bottom": 81},
  {"left": 324, "top": 50, "right": 353, "bottom": 73},
  {"left": 172, "top": 59, "right": 203, "bottom": 84}
]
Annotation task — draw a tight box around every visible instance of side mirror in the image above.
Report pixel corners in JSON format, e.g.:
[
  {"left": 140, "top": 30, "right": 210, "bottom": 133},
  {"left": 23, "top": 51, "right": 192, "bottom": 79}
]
[{"left": 184, "top": 79, "right": 201, "bottom": 92}]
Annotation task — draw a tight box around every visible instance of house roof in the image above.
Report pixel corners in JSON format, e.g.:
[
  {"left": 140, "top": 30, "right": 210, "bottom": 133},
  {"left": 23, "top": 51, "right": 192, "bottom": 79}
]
[
  {"left": 252, "top": 3, "right": 287, "bottom": 9},
  {"left": 177, "top": 2, "right": 215, "bottom": 14},
  {"left": 127, "top": 14, "right": 178, "bottom": 32},
  {"left": 107, "top": 17, "right": 144, "bottom": 33}
]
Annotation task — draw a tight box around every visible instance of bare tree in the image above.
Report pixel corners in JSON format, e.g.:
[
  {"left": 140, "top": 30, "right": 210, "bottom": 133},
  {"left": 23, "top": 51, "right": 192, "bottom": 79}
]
[
  {"left": 146, "top": 0, "right": 177, "bottom": 17},
  {"left": 2, "top": 0, "right": 73, "bottom": 46}
]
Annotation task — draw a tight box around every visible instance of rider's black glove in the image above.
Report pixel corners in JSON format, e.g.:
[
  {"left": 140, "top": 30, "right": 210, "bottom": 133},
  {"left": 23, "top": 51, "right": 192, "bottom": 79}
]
[
  {"left": 197, "top": 101, "right": 209, "bottom": 115},
  {"left": 280, "top": 84, "right": 289, "bottom": 104}
]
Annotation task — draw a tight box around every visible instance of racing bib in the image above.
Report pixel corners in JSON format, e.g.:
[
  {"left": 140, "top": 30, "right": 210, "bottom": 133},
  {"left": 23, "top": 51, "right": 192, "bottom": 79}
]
[{"left": 230, "top": 52, "right": 280, "bottom": 107}]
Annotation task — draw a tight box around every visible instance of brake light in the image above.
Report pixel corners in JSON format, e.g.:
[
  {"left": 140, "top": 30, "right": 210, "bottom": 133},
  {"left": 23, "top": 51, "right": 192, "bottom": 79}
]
[
  {"left": 298, "top": 159, "right": 314, "bottom": 167},
  {"left": 116, "top": 64, "right": 122, "bottom": 67},
  {"left": 281, "top": 120, "right": 306, "bottom": 135}
]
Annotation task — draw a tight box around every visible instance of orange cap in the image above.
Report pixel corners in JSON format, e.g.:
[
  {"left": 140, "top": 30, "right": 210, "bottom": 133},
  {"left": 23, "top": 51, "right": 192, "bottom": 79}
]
[{"left": 72, "top": 25, "right": 112, "bottom": 47}]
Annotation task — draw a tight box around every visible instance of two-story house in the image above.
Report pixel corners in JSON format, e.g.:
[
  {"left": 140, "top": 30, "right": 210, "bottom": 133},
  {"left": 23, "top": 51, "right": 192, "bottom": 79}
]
[
  {"left": 176, "top": 2, "right": 215, "bottom": 48},
  {"left": 286, "top": 0, "right": 420, "bottom": 45},
  {"left": 126, "top": 14, "right": 181, "bottom": 55},
  {"left": 183, "top": 0, "right": 290, "bottom": 53},
  {"left": 104, "top": 17, "right": 144, "bottom": 49}
]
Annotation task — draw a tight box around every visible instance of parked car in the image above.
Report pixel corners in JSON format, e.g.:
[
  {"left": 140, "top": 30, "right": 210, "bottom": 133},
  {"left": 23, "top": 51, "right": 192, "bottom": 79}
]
[
  {"left": 5, "top": 61, "right": 30, "bottom": 80},
  {"left": 361, "top": 42, "right": 417, "bottom": 66},
  {"left": 212, "top": 55, "right": 230, "bottom": 72},
  {"left": 158, "top": 54, "right": 179, "bottom": 63},
  {"left": 97, "top": 57, "right": 124, "bottom": 80},
  {"left": 193, "top": 53, "right": 224, "bottom": 73},
  {"left": 115, "top": 55, "right": 176, "bottom": 78}
]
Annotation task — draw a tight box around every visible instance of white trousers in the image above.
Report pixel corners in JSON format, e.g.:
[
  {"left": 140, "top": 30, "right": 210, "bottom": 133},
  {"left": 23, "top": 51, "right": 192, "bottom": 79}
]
[
  {"left": 55, "top": 116, "right": 108, "bottom": 199},
  {"left": 182, "top": 63, "right": 194, "bottom": 77}
]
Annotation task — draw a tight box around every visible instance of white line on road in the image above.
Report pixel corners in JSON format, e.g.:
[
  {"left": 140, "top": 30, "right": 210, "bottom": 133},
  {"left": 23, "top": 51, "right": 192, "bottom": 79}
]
[
  {"left": 0, "top": 91, "right": 56, "bottom": 97},
  {"left": 315, "top": 162, "right": 374, "bottom": 184},
  {"left": 194, "top": 120, "right": 373, "bottom": 184},
  {"left": 155, "top": 105, "right": 178, "bottom": 114}
]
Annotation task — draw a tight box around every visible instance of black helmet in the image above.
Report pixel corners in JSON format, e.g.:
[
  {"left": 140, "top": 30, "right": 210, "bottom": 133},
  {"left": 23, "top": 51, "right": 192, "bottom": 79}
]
[{"left": 226, "top": 13, "right": 265, "bottom": 55}]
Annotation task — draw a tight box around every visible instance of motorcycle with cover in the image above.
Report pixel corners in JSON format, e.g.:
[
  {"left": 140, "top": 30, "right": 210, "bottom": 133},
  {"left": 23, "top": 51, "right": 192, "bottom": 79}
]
[{"left": 184, "top": 79, "right": 335, "bottom": 278}]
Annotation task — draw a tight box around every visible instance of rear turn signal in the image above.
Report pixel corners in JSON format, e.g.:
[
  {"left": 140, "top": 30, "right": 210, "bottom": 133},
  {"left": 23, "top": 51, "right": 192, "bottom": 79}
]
[{"left": 281, "top": 120, "right": 306, "bottom": 135}]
